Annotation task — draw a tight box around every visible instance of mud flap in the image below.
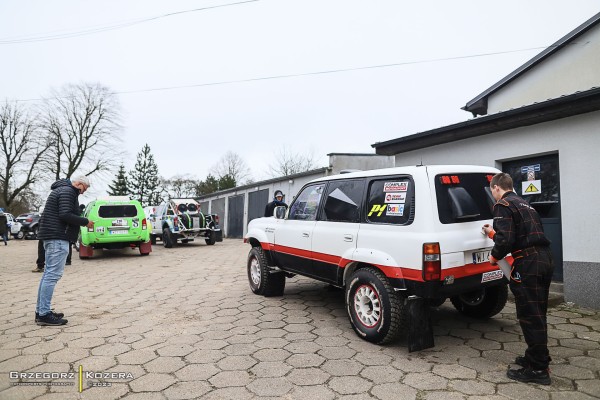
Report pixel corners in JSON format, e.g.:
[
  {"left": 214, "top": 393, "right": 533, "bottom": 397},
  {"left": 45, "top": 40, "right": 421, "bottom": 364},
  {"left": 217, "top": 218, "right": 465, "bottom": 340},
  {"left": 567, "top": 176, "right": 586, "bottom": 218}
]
[
  {"left": 139, "top": 241, "right": 152, "bottom": 254},
  {"left": 407, "top": 296, "right": 435, "bottom": 352},
  {"left": 79, "top": 243, "right": 94, "bottom": 258}
]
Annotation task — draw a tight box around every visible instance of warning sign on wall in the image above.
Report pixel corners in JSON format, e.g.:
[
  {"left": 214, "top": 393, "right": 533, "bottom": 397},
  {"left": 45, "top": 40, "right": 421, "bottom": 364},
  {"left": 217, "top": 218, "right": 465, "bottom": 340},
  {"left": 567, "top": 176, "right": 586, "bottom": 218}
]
[{"left": 522, "top": 180, "right": 542, "bottom": 195}]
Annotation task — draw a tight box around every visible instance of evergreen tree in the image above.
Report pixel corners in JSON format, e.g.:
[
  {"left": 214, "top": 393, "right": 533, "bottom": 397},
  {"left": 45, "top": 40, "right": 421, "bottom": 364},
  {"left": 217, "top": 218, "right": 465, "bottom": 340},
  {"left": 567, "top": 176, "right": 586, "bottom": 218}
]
[
  {"left": 107, "top": 164, "right": 129, "bottom": 196},
  {"left": 128, "top": 144, "right": 161, "bottom": 206}
]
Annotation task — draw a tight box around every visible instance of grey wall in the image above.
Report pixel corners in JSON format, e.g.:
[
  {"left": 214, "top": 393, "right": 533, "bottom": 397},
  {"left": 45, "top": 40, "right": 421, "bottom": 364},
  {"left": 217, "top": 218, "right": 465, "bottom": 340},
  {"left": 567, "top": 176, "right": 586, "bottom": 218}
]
[{"left": 328, "top": 154, "right": 395, "bottom": 175}]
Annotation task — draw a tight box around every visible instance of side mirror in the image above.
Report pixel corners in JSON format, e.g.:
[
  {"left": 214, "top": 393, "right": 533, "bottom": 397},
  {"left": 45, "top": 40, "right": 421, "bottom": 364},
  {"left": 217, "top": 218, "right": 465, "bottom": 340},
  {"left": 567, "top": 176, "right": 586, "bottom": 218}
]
[{"left": 274, "top": 206, "right": 287, "bottom": 220}]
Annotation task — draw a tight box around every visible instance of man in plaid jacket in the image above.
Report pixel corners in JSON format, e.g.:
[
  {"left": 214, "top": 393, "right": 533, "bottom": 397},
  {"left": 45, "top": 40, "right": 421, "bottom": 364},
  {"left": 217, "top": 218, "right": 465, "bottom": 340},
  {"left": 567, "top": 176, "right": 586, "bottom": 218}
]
[{"left": 483, "top": 172, "right": 553, "bottom": 385}]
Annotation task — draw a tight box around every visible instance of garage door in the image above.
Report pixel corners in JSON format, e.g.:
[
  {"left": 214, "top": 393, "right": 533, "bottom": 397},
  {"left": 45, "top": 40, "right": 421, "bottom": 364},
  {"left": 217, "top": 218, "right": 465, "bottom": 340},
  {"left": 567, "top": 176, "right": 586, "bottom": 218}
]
[
  {"left": 227, "top": 194, "right": 245, "bottom": 238},
  {"left": 248, "top": 189, "right": 269, "bottom": 224}
]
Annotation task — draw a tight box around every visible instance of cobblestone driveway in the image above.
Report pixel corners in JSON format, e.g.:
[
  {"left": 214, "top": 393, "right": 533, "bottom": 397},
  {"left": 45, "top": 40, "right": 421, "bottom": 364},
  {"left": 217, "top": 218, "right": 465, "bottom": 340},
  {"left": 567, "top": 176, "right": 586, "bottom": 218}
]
[{"left": 0, "top": 239, "right": 599, "bottom": 399}]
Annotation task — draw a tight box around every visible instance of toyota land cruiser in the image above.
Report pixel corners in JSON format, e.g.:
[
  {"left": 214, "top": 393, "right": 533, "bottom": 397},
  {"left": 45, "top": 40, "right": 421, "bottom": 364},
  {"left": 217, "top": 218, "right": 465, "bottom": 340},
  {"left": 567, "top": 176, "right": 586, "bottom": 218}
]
[{"left": 244, "top": 165, "right": 509, "bottom": 347}]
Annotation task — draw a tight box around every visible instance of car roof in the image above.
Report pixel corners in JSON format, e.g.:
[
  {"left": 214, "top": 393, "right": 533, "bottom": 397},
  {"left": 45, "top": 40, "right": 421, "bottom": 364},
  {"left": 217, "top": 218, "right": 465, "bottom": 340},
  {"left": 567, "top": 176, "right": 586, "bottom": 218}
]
[{"left": 309, "top": 164, "right": 500, "bottom": 183}]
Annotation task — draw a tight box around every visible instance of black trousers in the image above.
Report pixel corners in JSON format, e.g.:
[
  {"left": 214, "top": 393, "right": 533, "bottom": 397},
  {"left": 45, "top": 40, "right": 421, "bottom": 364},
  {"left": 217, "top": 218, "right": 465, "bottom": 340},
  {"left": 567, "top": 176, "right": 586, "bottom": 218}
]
[{"left": 509, "top": 246, "right": 554, "bottom": 370}]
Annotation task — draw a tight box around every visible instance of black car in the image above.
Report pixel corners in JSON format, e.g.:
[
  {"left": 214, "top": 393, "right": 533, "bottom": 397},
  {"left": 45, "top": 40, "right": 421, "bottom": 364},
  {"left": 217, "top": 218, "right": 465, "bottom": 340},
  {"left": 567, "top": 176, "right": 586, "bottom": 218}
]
[{"left": 16, "top": 212, "right": 41, "bottom": 239}]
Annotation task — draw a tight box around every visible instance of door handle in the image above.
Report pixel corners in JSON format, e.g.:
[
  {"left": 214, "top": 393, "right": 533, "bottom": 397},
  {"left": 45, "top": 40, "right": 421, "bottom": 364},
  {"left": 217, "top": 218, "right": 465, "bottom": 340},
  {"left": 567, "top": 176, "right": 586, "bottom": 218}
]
[
  {"left": 302, "top": 232, "right": 310, "bottom": 238},
  {"left": 344, "top": 234, "right": 353, "bottom": 242}
]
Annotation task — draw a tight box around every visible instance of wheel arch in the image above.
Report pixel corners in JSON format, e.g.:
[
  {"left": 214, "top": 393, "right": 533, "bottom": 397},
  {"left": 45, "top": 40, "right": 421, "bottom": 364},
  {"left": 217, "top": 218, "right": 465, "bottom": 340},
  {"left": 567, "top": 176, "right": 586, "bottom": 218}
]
[{"left": 342, "top": 261, "right": 406, "bottom": 291}]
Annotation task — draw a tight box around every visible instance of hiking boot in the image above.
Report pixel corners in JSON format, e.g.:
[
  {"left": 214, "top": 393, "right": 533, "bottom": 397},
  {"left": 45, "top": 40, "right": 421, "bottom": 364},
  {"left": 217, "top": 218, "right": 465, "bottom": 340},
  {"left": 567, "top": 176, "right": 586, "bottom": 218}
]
[
  {"left": 32, "top": 268, "right": 44, "bottom": 273},
  {"left": 514, "top": 356, "right": 528, "bottom": 368},
  {"left": 35, "top": 311, "right": 64, "bottom": 322},
  {"left": 36, "top": 313, "right": 68, "bottom": 326},
  {"left": 65, "top": 261, "right": 72, "bottom": 266},
  {"left": 506, "top": 367, "right": 551, "bottom": 385}
]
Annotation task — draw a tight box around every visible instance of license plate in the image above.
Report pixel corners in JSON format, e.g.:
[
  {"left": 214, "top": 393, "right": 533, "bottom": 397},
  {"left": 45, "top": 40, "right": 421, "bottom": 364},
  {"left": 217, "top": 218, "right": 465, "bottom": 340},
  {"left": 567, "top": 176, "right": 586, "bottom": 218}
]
[
  {"left": 112, "top": 219, "right": 127, "bottom": 226},
  {"left": 472, "top": 250, "right": 491, "bottom": 264},
  {"left": 109, "top": 230, "right": 128, "bottom": 235}
]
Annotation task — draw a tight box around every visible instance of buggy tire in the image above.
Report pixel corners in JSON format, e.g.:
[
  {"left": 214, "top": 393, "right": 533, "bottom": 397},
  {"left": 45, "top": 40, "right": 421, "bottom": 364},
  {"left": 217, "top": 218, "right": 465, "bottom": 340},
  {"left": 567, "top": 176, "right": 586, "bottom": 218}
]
[
  {"left": 247, "top": 247, "right": 285, "bottom": 296},
  {"left": 450, "top": 283, "right": 508, "bottom": 319},
  {"left": 162, "top": 227, "right": 175, "bottom": 248},
  {"left": 346, "top": 267, "right": 405, "bottom": 344},
  {"left": 205, "top": 231, "right": 216, "bottom": 246}
]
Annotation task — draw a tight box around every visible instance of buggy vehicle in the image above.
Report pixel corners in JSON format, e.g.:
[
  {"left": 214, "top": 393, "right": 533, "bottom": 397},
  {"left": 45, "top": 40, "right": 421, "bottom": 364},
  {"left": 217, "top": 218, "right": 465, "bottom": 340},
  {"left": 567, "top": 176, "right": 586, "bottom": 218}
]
[
  {"left": 78, "top": 197, "right": 152, "bottom": 258},
  {"left": 244, "top": 165, "right": 509, "bottom": 350},
  {"left": 150, "top": 198, "right": 223, "bottom": 248}
]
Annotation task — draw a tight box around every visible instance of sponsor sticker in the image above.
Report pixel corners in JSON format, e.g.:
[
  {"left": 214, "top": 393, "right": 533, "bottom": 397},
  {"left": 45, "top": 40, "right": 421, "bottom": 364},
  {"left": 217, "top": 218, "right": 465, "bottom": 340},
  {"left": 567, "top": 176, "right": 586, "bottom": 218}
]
[
  {"left": 383, "top": 181, "right": 409, "bottom": 192},
  {"left": 95, "top": 226, "right": 105, "bottom": 233},
  {"left": 386, "top": 204, "right": 404, "bottom": 216},
  {"left": 481, "top": 270, "right": 504, "bottom": 283},
  {"left": 384, "top": 193, "right": 406, "bottom": 203},
  {"left": 132, "top": 219, "right": 139, "bottom": 228}
]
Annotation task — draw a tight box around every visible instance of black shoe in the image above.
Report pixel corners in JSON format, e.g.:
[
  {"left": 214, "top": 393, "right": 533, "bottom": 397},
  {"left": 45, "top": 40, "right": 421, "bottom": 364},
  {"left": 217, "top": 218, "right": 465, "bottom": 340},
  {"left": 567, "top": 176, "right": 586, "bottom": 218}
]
[
  {"left": 32, "top": 268, "right": 44, "bottom": 273},
  {"left": 514, "top": 356, "right": 528, "bottom": 368},
  {"left": 36, "top": 313, "right": 68, "bottom": 326},
  {"left": 35, "top": 311, "right": 65, "bottom": 322},
  {"left": 65, "top": 261, "right": 71, "bottom": 266},
  {"left": 506, "top": 367, "right": 551, "bottom": 385}
]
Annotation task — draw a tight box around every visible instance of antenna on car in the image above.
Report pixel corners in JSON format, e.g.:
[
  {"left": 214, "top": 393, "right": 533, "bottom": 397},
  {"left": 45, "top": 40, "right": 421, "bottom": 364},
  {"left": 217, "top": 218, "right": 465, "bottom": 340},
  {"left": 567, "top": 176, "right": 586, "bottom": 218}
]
[{"left": 417, "top": 157, "right": 424, "bottom": 167}]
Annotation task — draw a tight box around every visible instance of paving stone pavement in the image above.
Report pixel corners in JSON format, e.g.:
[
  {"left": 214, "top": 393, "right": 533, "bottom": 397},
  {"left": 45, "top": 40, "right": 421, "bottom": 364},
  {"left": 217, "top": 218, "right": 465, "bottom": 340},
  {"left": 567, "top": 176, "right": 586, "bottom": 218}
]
[{"left": 0, "top": 239, "right": 599, "bottom": 400}]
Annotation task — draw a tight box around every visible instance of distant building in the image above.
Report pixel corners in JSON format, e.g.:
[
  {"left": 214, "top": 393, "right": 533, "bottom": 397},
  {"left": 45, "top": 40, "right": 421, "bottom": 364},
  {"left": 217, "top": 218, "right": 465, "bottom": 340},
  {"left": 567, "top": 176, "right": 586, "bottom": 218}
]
[{"left": 372, "top": 12, "right": 600, "bottom": 309}]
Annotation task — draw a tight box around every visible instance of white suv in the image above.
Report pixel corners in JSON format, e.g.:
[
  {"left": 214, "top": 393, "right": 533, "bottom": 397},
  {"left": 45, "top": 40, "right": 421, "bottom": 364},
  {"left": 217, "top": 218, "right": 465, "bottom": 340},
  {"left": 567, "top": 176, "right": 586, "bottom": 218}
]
[{"left": 245, "top": 165, "right": 508, "bottom": 346}]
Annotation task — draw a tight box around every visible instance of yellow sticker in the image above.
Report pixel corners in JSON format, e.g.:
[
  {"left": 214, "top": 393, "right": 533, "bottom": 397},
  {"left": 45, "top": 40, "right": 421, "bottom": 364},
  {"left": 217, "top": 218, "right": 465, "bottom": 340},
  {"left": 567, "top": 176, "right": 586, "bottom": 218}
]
[{"left": 368, "top": 204, "right": 386, "bottom": 217}]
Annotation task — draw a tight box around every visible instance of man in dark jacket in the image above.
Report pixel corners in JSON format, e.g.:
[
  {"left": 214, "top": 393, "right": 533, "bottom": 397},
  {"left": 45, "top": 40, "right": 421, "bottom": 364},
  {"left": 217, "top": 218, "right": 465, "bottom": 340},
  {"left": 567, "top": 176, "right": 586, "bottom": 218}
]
[
  {"left": 35, "top": 176, "right": 93, "bottom": 326},
  {"left": 483, "top": 173, "right": 553, "bottom": 385},
  {"left": 264, "top": 190, "right": 288, "bottom": 217}
]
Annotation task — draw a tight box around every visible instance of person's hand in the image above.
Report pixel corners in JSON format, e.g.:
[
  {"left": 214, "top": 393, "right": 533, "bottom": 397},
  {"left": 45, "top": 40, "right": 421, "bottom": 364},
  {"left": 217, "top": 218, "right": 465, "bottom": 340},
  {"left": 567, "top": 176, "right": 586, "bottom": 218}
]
[
  {"left": 86, "top": 220, "right": 94, "bottom": 229},
  {"left": 488, "top": 255, "right": 498, "bottom": 265},
  {"left": 482, "top": 224, "right": 492, "bottom": 235}
]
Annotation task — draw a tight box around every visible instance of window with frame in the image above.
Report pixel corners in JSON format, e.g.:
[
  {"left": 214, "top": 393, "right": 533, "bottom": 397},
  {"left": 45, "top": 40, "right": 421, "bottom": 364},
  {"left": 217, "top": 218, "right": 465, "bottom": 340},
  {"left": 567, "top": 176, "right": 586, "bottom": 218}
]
[
  {"left": 321, "top": 179, "right": 363, "bottom": 223},
  {"left": 288, "top": 184, "right": 325, "bottom": 221},
  {"left": 366, "top": 177, "right": 414, "bottom": 225}
]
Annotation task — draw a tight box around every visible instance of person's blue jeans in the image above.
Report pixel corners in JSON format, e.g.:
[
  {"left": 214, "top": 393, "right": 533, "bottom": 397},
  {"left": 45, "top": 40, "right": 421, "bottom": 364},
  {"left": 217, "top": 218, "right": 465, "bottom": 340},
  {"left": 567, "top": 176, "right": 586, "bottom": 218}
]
[{"left": 36, "top": 240, "right": 69, "bottom": 316}]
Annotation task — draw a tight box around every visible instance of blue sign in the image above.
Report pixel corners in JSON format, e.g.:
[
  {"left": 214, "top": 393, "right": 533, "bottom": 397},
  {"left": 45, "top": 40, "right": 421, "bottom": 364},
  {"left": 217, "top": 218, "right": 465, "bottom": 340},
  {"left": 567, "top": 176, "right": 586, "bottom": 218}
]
[{"left": 521, "top": 164, "right": 540, "bottom": 174}]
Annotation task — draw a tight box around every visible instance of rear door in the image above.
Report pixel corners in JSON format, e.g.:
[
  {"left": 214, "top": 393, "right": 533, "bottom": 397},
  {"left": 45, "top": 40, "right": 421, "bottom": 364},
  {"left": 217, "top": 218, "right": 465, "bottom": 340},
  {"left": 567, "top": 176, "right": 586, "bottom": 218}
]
[
  {"left": 312, "top": 179, "right": 365, "bottom": 283},
  {"left": 98, "top": 204, "right": 140, "bottom": 238},
  {"left": 272, "top": 183, "right": 325, "bottom": 275}
]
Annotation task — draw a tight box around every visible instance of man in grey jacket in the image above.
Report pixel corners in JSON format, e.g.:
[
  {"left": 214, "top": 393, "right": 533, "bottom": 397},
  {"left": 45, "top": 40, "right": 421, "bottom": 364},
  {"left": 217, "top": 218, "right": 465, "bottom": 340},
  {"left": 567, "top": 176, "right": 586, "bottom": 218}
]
[{"left": 35, "top": 176, "right": 93, "bottom": 326}]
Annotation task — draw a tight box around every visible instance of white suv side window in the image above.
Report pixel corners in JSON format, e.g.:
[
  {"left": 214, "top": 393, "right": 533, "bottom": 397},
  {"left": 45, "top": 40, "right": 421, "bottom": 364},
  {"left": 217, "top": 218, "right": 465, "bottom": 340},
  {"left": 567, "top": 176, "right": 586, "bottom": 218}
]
[
  {"left": 288, "top": 184, "right": 325, "bottom": 221},
  {"left": 321, "top": 179, "right": 364, "bottom": 223}
]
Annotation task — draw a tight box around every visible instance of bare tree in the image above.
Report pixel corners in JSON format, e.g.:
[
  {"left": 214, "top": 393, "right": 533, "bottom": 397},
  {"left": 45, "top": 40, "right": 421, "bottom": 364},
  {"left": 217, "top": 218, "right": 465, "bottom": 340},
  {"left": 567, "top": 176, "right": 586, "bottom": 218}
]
[
  {"left": 267, "top": 145, "right": 317, "bottom": 177},
  {"left": 209, "top": 151, "right": 252, "bottom": 185},
  {"left": 41, "top": 82, "right": 122, "bottom": 180},
  {"left": 0, "top": 101, "right": 47, "bottom": 210},
  {"left": 161, "top": 174, "right": 199, "bottom": 198}
]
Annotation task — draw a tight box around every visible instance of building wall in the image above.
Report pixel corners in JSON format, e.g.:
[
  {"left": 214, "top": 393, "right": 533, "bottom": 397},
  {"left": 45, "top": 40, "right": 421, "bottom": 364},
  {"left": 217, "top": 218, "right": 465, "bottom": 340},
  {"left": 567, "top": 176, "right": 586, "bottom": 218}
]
[
  {"left": 392, "top": 111, "right": 600, "bottom": 308},
  {"left": 200, "top": 171, "right": 327, "bottom": 238},
  {"left": 328, "top": 154, "right": 395, "bottom": 175},
  {"left": 488, "top": 24, "right": 600, "bottom": 114}
]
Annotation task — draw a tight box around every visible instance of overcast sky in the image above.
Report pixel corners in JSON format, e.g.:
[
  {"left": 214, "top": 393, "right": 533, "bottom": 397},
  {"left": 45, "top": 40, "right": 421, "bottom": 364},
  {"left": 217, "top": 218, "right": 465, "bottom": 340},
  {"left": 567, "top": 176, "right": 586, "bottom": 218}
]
[{"left": 1, "top": 1, "right": 598, "bottom": 200}]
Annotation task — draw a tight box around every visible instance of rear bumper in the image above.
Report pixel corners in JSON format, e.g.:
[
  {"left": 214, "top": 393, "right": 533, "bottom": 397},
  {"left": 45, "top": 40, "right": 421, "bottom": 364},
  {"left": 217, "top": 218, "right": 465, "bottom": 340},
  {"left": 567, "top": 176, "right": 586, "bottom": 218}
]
[{"left": 390, "top": 273, "right": 506, "bottom": 299}]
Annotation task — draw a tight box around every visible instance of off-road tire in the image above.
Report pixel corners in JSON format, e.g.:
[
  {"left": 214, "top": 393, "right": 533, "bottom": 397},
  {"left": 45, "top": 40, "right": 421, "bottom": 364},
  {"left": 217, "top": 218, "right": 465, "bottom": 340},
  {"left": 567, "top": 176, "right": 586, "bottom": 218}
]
[
  {"left": 14, "top": 230, "right": 24, "bottom": 240},
  {"left": 346, "top": 267, "right": 405, "bottom": 344},
  {"left": 150, "top": 235, "right": 157, "bottom": 245},
  {"left": 162, "top": 227, "right": 175, "bottom": 248},
  {"left": 450, "top": 283, "right": 508, "bottom": 319},
  {"left": 247, "top": 247, "right": 285, "bottom": 297},
  {"left": 205, "top": 231, "right": 216, "bottom": 246}
]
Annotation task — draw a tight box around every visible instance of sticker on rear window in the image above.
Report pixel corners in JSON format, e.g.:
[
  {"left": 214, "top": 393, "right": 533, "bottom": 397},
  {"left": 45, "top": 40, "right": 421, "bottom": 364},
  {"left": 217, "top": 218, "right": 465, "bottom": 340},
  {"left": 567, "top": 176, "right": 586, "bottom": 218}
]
[
  {"left": 384, "top": 193, "right": 406, "bottom": 203},
  {"left": 386, "top": 204, "right": 404, "bottom": 216},
  {"left": 383, "top": 181, "right": 409, "bottom": 192}
]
